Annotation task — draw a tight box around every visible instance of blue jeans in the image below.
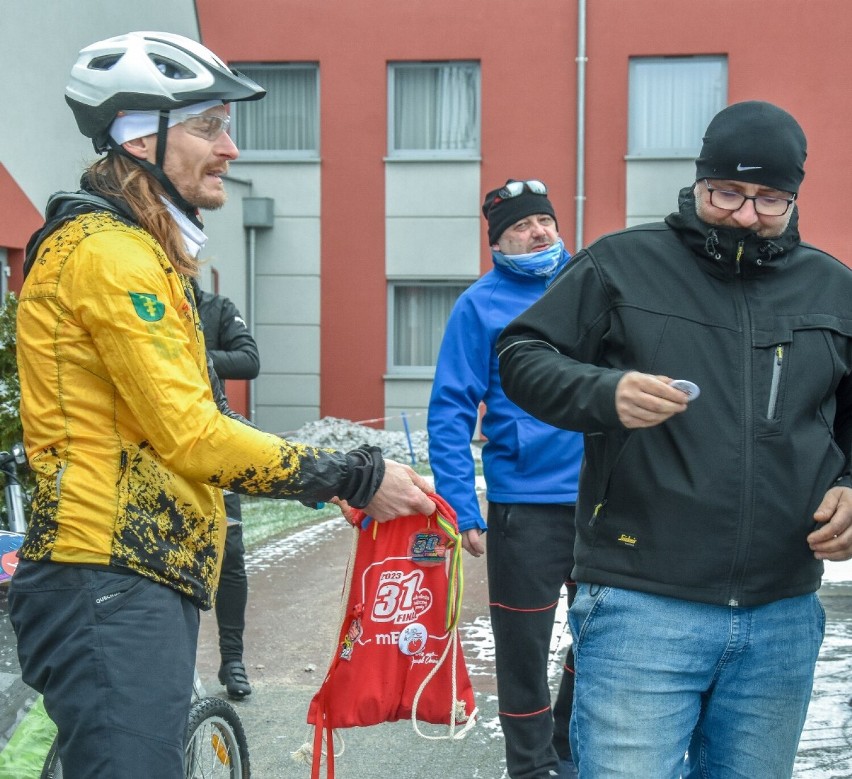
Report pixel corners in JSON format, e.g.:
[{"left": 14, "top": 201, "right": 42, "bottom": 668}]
[{"left": 568, "top": 584, "right": 824, "bottom": 779}]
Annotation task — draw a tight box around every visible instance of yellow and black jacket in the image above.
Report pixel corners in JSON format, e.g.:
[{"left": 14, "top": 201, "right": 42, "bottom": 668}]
[{"left": 17, "top": 201, "right": 380, "bottom": 609}]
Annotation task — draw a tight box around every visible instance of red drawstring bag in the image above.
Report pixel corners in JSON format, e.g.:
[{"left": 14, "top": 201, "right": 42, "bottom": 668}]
[
  {"left": 295, "top": 493, "right": 477, "bottom": 778},
  {"left": 0, "top": 531, "right": 24, "bottom": 583}
]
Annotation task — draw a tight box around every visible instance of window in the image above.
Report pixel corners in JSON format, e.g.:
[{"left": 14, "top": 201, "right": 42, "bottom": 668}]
[
  {"left": 0, "top": 249, "right": 7, "bottom": 300},
  {"left": 230, "top": 63, "right": 319, "bottom": 159},
  {"left": 388, "top": 282, "right": 470, "bottom": 374},
  {"left": 388, "top": 62, "right": 480, "bottom": 158},
  {"left": 628, "top": 56, "right": 727, "bottom": 157}
]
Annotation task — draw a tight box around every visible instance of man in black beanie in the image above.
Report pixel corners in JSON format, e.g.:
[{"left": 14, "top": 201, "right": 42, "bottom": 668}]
[
  {"left": 429, "top": 179, "right": 584, "bottom": 778},
  {"left": 497, "top": 102, "right": 852, "bottom": 778}
]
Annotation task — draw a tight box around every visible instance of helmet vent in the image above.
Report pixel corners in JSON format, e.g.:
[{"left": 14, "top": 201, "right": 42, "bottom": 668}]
[
  {"left": 149, "top": 55, "right": 195, "bottom": 80},
  {"left": 88, "top": 54, "right": 122, "bottom": 71},
  {"left": 65, "top": 31, "right": 267, "bottom": 150}
]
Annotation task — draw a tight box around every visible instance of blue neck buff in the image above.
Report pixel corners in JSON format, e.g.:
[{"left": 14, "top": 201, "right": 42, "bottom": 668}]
[{"left": 491, "top": 238, "right": 570, "bottom": 285}]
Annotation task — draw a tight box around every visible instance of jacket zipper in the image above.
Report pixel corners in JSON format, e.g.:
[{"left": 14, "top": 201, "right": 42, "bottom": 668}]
[
  {"left": 727, "top": 240, "right": 752, "bottom": 606},
  {"left": 590, "top": 499, "right": 607, "bottom": 527},
  {"left": 589, "top": 433, "right": 635, "bottom": 527},
  {"left": 117, "top": 449, "right": 128, "bottom": 484},
  {"left": 767, "top": 345, "right": 784, "bottom": 420},
  {"left": 55, "top": 463, "right": 67, "bottom": 501}
]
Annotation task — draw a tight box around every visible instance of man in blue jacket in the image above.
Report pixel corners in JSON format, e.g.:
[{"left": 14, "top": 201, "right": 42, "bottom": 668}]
[{"left": 428, "top": 180, "right": 584, "bottom": 779}]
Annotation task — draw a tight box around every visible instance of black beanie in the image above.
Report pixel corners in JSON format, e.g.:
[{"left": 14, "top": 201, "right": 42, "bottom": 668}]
[
  {"left": 695, "top": 101, "right": 807, "bottom": 194},
  {"left": 482, "top": 180, "right": 558, "bottom": 246}
]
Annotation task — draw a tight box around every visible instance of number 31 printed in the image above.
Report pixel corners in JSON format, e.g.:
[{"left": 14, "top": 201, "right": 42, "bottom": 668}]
[{"left": 372, "top": 570, "right": 427, "bottom": 622}]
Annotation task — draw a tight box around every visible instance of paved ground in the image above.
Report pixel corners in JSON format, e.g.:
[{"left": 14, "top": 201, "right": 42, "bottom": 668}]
[
  {"left": 193, "top": 517, "right": 852, "bottom": 779},
  {"left": 195, "top": 517, "right": 505, "bottom": 778},
  {"left": 1, "top": 516, "right": 852, "bottom": 777}
]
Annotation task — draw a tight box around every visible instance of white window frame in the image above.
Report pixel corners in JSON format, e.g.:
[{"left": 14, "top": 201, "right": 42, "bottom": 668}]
[
  {"left": 628, "top": 55, "right": 727, "bottom": 158},
  {"left": 387, "top": 280, "right": 472, "bottom": 376},
  {"left": 387, "top": 61, "right": 481, "bottom": 160},
  {"left": 230, "top": 62, "right": 320, "bottom": 161}
]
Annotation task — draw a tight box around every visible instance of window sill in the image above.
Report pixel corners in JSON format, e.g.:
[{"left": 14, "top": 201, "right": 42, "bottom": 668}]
[
  {"left": 624, "top": 154, "right": 698, "bottom": 161},
  {"left": 384, "top": 372, "right": 436, "bottom": 381},
  {"left": 233, "top": 154, "right": 321, "bottom": 164},
  {"left": 384, "top": 155, "right": 482, "bottom": 163}
]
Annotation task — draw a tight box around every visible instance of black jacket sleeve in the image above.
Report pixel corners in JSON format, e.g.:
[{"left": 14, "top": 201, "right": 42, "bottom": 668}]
[
  {"left": 496, "top": 249, "right": 625, "bottom": 433},
  {"left": 197, "top": 289, "right": 260, "bottom": 381},
  {"left": 207, "top": 352, "right": 386, "bottom": 509},
  {"left": 196, "top": 284, "right": 385, "bottom": 510}
]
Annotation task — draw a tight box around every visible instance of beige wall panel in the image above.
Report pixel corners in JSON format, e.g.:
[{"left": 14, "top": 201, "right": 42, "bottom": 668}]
[
  {"left": 386, "top": 218, "right": 481, "bottom": 278},
  {"left": 384, "top": 378, "right": 433, "bottom": 432},
  {"left": 255, "top": 324, "right": 320, "bottom": 374},
  {"left": 625, "top": 158, "right": 696, "bottom": 224},
  {"left": 256, "top": 276, "right": 320, "bottom": 325},
  {"left": 385, "top": 161, "right": 480, "bottom": 216},
  {"left": 256, "top": 405, "right": 321, "bottom": 437},
  {"left": 1, "top": 2, "right": 200, "bottom": 211}
]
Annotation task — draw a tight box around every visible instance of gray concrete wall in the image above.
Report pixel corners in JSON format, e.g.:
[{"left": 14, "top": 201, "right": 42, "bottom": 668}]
[
  {"left": 0, "top": 10, "right": 488, "bottom": 435},
  {"left": 206, "top": 161, "right": 322, "bottom": 432},
  {"left": 0, "top": 1, "right": 200, "bottom": 214},
  {"left": 384, "top": 160, "right": 481, "bottom": 430},
  {"left": 625, "top": 158, "right": 696, "bottom": 227}
]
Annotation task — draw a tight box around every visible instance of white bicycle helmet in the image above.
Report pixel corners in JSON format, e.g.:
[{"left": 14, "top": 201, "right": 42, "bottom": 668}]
[{"left": 66, "top": 31, "right": 265, "bottom": 152}]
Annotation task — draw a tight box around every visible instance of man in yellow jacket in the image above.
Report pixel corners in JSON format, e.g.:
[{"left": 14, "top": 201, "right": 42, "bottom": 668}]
[{"left": 9, "top": 31, "right": 434, "bottom": 779}]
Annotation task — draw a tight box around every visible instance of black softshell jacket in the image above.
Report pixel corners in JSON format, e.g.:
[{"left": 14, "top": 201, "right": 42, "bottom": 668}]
[
  {"left": 193, "top": 283, "right": 260, "bottom": 382},
  {"left": 497, "top": 187, "right": 852, "bottom": 607}
]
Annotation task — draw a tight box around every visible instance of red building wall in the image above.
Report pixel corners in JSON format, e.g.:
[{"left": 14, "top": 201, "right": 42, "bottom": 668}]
[
  {"left": 0, "top": 164, "right": 43, "bottom": 292},
  {"left": 199, "top": 0, "right": 852, "bottom": 422},
  {"left": 199, "top": 0, "right": 579, "bottom": 423},
  {"left": 582, "top": 0, "right": 852, "bottom": 259}
]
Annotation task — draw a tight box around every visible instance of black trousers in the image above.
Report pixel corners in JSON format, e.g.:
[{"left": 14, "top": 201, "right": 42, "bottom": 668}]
[
  {"left": 487, "top": 502, "right": 576, "bottom": 779},
  {"left": 9, "top": 560, "right": 198, "bottom": 779},
  {"left": 215, "top": 522, "right": 248, "bottom": 663}
]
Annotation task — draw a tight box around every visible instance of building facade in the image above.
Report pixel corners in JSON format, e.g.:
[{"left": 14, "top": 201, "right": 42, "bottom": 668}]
[{"left": 3, "top": 1, "right": 852, "bottom": 430}]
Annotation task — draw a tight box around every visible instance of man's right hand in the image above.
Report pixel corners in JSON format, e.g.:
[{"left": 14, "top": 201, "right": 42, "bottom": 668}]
[
  {"left": 461, "top": 527, "right": 486, "bottom": 557},
  {"left": 615, "top": 371, "right": 689, "bottom": 429},
  {"left": 363, "top": 459, "right": 435, "bottom": 522}
]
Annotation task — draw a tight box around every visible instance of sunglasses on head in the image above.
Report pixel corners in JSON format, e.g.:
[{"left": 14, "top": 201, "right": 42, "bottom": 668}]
[{"left": 497, "top": 179, "right": 548, "bottom": 199}]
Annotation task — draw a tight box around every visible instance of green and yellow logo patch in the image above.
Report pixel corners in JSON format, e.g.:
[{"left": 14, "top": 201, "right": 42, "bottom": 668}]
[{"left": 129, "top": 292, "right": 165, "bottom": 322}]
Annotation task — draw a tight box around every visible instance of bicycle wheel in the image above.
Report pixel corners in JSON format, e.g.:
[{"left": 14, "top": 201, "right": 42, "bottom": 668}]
[
  {"left": 40, "top": 737, "right": 62, "bottom": 779},
  {"left": 185, "top": 696, "right": 250, "bottom": 779}
]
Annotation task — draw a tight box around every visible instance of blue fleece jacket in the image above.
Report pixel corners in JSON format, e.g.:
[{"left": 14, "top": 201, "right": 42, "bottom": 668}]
[{"left": 427, "top": 256, "right": 584, "bottom": 533}]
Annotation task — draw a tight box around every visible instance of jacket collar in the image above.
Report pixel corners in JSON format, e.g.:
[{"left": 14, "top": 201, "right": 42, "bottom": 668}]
[
  {"left": 24, "top": 177, "right": 138, "bottom": 278},
  {"left": 664, "top": 185, "right": 800, "bottom": 278}
]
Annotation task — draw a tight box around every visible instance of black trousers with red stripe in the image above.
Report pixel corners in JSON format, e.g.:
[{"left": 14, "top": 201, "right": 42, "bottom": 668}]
[{"left": 487, "top": 502, "right": 576, "bottom": 779}]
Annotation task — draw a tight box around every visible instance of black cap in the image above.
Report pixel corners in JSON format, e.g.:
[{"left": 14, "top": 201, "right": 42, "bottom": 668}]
[
  {"left": 695, "top": 101, "right": 807, "bottom": 194},
  {"left": 482, "top": 180, "right": 557, "bottom": 245}
]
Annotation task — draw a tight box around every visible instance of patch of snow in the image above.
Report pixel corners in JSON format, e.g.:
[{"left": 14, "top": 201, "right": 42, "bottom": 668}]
[
  {"left": 245, "top": 516, "right": 345, "bottom": 574},
  {"left": 821, "top": 558, "right": 852, "bottom": 584},
  {"left": 249, "top": 514, "right": 852, "bottom": 778},
  {"left": 286, "top": 416, "right": 431, "bottom": 465},
  {"left": 284, "top": 415, "right": 482, "bottom": 468}
]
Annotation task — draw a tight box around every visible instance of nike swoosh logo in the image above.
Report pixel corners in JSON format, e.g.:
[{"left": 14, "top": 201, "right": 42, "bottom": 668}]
[{"left": 737, "top": 164, "right": 763, "bottom": 171}]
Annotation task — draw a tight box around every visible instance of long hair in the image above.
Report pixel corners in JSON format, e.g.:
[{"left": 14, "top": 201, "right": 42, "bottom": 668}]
[{"left": 85, "top": 153, "right": 198, "bottom": 277}]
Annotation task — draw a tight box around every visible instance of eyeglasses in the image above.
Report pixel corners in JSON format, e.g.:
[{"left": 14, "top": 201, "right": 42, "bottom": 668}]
[
  {"left": 497, "top": 180, "right": 548, "bottom": 199},
  {"left": 178, "top": 113, "right": 231, "bottom": 141},
  {"left": 704, "top": 180, "right": 796, "bottom": 217}
]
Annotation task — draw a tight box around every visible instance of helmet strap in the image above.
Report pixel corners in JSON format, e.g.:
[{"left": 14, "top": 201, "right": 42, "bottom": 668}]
[
  {"left": 155, "top": 111, "right": 169, "bottom": 170},
  {"left": 110, "top": 112, "right": 204, "bottom": 231}
]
